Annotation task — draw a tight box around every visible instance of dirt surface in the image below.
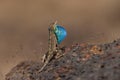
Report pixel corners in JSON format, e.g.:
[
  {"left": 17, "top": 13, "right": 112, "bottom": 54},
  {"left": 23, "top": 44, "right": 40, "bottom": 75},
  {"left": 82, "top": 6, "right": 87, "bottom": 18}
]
[{"left": 5, "top": 39, "right": 120, "bottom": 80}]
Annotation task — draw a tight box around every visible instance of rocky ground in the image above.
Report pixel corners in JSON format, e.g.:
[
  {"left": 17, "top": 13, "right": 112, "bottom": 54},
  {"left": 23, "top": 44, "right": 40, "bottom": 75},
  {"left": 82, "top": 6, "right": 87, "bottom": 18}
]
[{"left": 5, "top": 39, "right": 120, "bottom": 80}]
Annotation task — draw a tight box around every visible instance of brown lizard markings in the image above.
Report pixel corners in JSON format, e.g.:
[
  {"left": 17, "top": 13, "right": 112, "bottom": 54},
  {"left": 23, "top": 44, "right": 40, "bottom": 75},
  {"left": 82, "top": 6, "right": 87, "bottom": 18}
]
[{"left": 39, "top": 21, "right": 60, "bottom": 72}]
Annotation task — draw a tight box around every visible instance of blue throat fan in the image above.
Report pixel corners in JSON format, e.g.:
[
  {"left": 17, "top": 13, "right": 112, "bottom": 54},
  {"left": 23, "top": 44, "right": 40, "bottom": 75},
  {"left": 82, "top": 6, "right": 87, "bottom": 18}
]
[{"left": 54, "top": 25, "right": 67, "bottom": 44}]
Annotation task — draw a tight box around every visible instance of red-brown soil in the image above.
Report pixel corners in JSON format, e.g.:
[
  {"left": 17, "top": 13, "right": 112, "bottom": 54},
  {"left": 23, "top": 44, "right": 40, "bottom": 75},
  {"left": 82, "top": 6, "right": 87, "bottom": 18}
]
[{"left": 5, "top": 39, "right": 120, "bottom": 80}]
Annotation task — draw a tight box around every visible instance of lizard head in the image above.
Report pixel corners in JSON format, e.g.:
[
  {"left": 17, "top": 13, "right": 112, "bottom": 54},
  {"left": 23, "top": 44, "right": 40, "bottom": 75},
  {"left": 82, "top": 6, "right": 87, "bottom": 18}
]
[
  {"left": 49, "top": 21, "right": 57, "bottom": 31},
  {"left": 49, "top": 21, "right": 67, "bottom": 44}
]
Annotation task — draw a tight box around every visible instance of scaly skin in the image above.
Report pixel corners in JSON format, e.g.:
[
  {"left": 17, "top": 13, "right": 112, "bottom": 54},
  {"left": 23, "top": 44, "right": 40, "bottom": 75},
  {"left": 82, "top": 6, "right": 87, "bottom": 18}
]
[{"left": 39, "top": 21, "right": 60, "bottom": 72}]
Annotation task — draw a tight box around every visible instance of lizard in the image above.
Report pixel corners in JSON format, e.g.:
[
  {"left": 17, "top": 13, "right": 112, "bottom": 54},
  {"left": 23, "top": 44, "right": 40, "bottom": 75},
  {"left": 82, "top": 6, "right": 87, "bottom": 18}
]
[{"left": 39, "top": 21, "right": 66, "bottom": 72}]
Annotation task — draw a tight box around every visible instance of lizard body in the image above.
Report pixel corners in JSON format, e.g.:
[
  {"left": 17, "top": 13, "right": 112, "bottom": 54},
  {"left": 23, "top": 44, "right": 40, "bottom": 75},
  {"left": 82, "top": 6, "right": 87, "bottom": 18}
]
[{"left": 39, "top": 22, "right": 58, "bottom": 72}]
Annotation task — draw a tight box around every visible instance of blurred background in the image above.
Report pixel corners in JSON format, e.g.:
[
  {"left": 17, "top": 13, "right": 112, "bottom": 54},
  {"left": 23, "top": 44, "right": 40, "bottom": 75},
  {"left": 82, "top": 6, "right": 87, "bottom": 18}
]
[{"left": 0, "top": 0, "right": 120, "bottom": 79}]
